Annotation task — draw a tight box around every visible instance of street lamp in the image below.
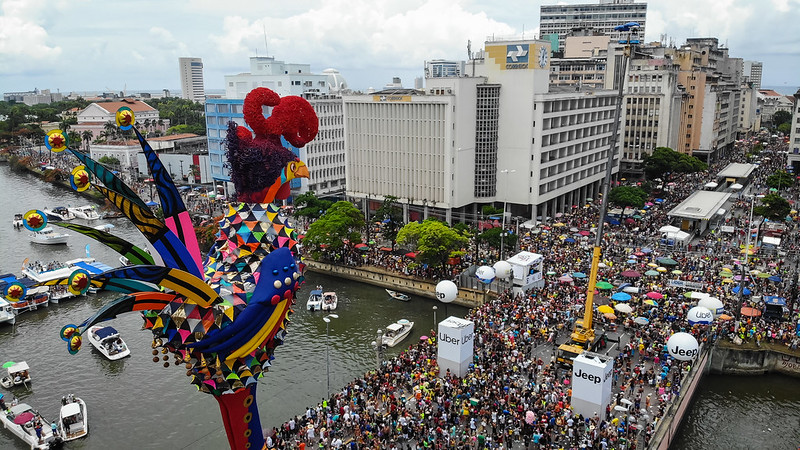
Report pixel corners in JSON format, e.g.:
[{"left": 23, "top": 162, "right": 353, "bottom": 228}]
[
  {"left": 499, "top": 169, "right": 516, "bottom": 260},
  {"left": 432, "top": 305, "right": 438, "bottom": 332},
  {"left": 614, "top": 404, "right": 631, "bottom": 443},
  {"left": 323, "top": 313, "right": 339, "bottom": 399}
]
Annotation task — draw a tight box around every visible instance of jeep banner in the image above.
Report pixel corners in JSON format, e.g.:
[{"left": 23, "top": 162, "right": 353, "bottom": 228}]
[{"left": 571, "top": 351, "right": 614, "bottom": 418}]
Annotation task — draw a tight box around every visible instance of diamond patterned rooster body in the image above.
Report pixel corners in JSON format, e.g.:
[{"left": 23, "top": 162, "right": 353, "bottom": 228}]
[{"left": 33, "top": 88, "right": 318, "bottom": 450}]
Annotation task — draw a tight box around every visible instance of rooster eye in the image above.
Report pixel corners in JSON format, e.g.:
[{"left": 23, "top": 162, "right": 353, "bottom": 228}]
[{"left": 289, "top": 162, "right": 296, "bottom": 171}]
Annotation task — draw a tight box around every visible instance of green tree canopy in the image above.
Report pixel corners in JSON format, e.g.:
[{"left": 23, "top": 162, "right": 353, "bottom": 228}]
[
  {"left": 397, "top": 219, "right": 468, "bottom": 268},
  {"left": 482, "top": 205, "right": 504, "bottom": 216},
  {"left": 302, "top": 201, "right": 364, "bottom": 256},
  {"left": 765, "top": 171, "right": 794, "bottom": 190},
  {"left": 477, "top": 227, "right": 517, "bottom": 253},
  {"left": 97, "top": 155, "right": 120, "bottom": 167},
  {"left": 292, "top": 191, "right": 333, "bottom": 220},
  {"left": 608, "top": 186, "right": 648, "bottom": 209},
  {"left": 773, "top": 110, "right": 792, "bottom": 127},
  {"left": 754, "top": 193, "right": 791, "bottom": 220},
  {"left": 372, "top": 195, "right": 403, "bottom": 248},
  {"left": 643, "top": 147, "right": 707, "bottom": 181}
]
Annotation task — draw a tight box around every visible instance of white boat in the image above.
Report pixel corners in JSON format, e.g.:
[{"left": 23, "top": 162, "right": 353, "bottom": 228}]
[
  {"left": 307, "top": 289, "right": 323, "bottom": 311},
  {"left": 93, "top": 223, "right": 115, "bottom": 232},
  {"left": 0, "top": 402, "right": 60, "bottom": 449},
  {"left": 21, "top": 258, "right": 105, "bottom": 303},
  {"left": 321, "top": 292, "right": 338, "bottom": 311},
  {"left": 42, "top": 206, "right": 75, "bottom": 221},
  {"left": 12, "top": 213, "right": 24, "bottom": 229},
  {"left": 0, "top": 298, "right": 17, "bottom": 325},
  {"left": 0, "top": 274, "right": 49, "bottom": 312},
  {"left": 87, "top": 325, "right": 130, "bottom": 360},
  {"left": 0, "top": 361, "right": 31, "bottom": 389},
  {"left": 29, "top": 227, "right": 70, "bottom": 245},
  {"left": 59, "top": 396, "right": 88, "bottom": 441},
  {"left": 385, "top": 289, "right": 410, "bottom": 302},
  {"left": 68, "top": 205, "right": 100, "bottom": 220},
  {"left": 381, "top": 319, "right": 414, "bottom": 348}
]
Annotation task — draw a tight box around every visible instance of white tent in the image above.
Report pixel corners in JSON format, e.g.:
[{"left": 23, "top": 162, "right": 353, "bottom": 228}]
[
  {"left": 730, "top": 183, "right": 743, "bottom": 190},
  {"left": 659, "top": 225, "right": 680, "bottom": 233},
  {"left": 704, "top": 181, "right": 719, "bottom": 189}
]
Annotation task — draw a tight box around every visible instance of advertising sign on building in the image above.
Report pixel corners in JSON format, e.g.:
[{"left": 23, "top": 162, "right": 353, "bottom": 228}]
[
  {"left": 437, "top": 316, "right": 474, "bottom": 378},
  {"left": 570, "top": 351, "right": 614, "bottom": 418}
]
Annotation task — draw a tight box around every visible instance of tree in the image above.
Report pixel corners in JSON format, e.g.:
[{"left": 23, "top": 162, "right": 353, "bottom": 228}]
[
  {"left": 773, "top": 110, "right": 792, "bottom": 128},
  {"left": 477, "top": 227, "right": 517, "bottom": 254},
  {"left": 754, "top": 193, "right": 791, "bottom": 220},
  {"left": 81, "top": 130, "right": 93, "bottom": 150},
  {"left": 293, "top": 191, "right": 333, "bottom": 221},
  {"left": 302, "top": 201, "right": 365, "bottom": 257},
  {"left": 643, "top": 147, "right": 707, "bottom": 181},
  {"left": 98, "top": 155, "right": 121, "bottom": 168},
  {"left": 372, "top": 195, "right": 403, "bottom": 249},
  {"left": 397, "top": 219, "right": 468, "bottom": 269},
  {"left": 608, "top": 186, "right": 648, "bottom": 210},
  {"left": 765, "top": 171, "right": 794, "bottom": 190}
]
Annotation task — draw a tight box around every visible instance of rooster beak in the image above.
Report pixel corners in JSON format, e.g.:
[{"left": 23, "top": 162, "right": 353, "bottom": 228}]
[{"left": 295, "top": 162, "right": 310, "bottom": 179}]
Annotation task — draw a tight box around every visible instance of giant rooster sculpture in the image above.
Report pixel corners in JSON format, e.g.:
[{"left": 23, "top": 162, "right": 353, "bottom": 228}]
[{"left": 23, "top": 87, "right": 318, "bottom": 449}]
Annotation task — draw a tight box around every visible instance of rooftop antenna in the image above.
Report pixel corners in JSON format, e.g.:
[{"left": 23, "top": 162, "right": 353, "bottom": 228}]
[
  {"left": 268, "top": 22, "right": 269, "bottom": 56},
  {"left": 522, "top": 24, "right": 525, "bottom": 40}
]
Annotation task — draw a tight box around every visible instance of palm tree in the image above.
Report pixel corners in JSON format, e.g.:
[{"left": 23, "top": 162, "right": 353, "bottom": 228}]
[
  {"left": 81, "top": 130, "right": 94, "bottom": 151},
  {"left": 143, "top": 119, "right": 152, "bottom": 137},
  {"left": 103, "top": 121, "right": 117, "bottom": 142}
]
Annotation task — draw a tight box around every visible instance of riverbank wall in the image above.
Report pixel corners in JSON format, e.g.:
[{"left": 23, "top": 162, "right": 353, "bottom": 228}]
[
  {"left": 303, "top": 259, "right": 489, "bottom": 309},
  {"left": 2, "top": 156, "right": 105, "bottom": 203}
]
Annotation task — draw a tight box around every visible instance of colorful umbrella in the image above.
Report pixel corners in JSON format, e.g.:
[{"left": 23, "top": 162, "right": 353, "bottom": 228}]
[
  {"left": 657, "top": 257, "right": 678, "bottom": 266},
  {"left": 13, "top": 412, "right": 34, "bottom": 425},
  {"left": 740, "top": 306, "right": 761, "bottom": 317},
  {"left": 718, "top": 314, "right": 734, "bottom": 321},
  {"left": 558, "top": 275, "right": 574, "bottom": 283},
  {"left": 768, "top": 275, "right": 782, "bottom": 282},
  {"left": 647, "top": 263, "right": 659, "bottom": 268},
  {"left": 2, "top": 361, "right": 16, "bottom": 369},
  {"left": 719, "top": 271, "right": 733, "bottom": 278},
  {"left": 643, "top": 299, "right": 658, "bottom": 307},
  {"left": 656, "top": 266, "right": 667, "bottom": 273},
  {"left": 615, "top": 303, "right": 633, "bottom": 313},
  {"left": 596, "top": 281, "right": 614, "bottom": 290},
  {"left": 644, "top": 270, "right": 660, "bottom": 277},
  {"left": 598, "top": 305, "right": 614, "bottom": 314},
  {"left": 621, "top": 270, "right": 641, "bottom": 278},
  {"left": 572, "top": 272, "right": 587, "bottom": 278},
  {"left": 633, "top": 316, "right": 650, "bottom": 325},
  {"left": 646, "top": 291, "right": 663, "bottom": 300},
  {"left": 731, "top": 286, "right": 751, "bottom": 295},
  {"left": 604, "top": 312, "right": 617, "bottom": 320},
  {"left": 611, "top": 292, "right": 632, "bottom": 302},
  {"left": 671, "top": 269, "right": 683, "bottom": 275}
]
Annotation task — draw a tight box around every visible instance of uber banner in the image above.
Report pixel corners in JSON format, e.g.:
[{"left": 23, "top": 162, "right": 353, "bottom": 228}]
[
  {"left": 437, "top": 316, "right": 474, "bottom": 378},
  {"left": 570, "top": 351, "right": 614, "bottom": 418}
]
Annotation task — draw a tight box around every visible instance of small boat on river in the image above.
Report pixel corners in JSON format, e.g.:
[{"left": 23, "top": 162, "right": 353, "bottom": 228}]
[
  {"left": 87, "top": 326, "right": 130, "bottom": 360},
  {"left": 0, "top": 361, "right": 31, "bottom": 389},
  {"left": 12, "top": 213, "right": 24, "bottom": 229},
  {"left": 68, "top": 205, "right": 100, "bottom": 220},
  {"left": 29, "top": 227, "right": 69, "bottom": 245},
  {"left": 59, "top": 395, "right": 88, "bottom": 441},
  {"left": 0, "top": 274, "right": 49, "bottom": 312},
  {"left": 42, "top": 206, "right": 75, "bottom": 221},
  {"left": 0, "top": 402, "right": 60, "bottom": 449},
  {"left": 0, "top": 298, "right": 16, "bottom": 325},
  {"left": 307, "top": 289, "right": 323, "bottom": 311},
  {"left": 385, "top": 289, "right": 410, "bottom": 302},
  {"left": 382, "top": 319, "right": 414, "bottom": 347},
  {"left": 321, "top": 292, "right": 338, "bottom": 311}
]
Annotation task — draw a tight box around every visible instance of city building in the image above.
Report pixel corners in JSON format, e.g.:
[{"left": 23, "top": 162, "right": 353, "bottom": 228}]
[
  {"left": 179, "top": 57, "right": 206, "bottom": 103},
  {"left": 758, "top": 89, "right": 793, "bottom": 126},
  {"left": 743, "top": 60, "right": 763, "bottom": 90},
  {"left": 3, "top": 88, "right": 63, "bottom": 106},
  {"left": 540, "top": 0, "right": 647, "bottom": 53},
  {"left": 73, "top": 99, "right": 169, "bottom": 142},
  {"left": 549, "top": 29, "right": 610, "bottom": 90},
  {"left": 300, "top": 94, "right": 346, "bottom": 199},
  {"left": 344, "top": 38, "right": 621, "bottom": 225},
  {"left": 224, "top": 56, "right": 329, "bottom": 99},
  {"left": 788, "top": 90, "right": 800, "bottom": 172}
]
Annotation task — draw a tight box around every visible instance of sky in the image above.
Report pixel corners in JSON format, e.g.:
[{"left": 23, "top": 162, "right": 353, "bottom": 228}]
[{"left": 1, "top": 0, "right": 799, "bottom": 95}]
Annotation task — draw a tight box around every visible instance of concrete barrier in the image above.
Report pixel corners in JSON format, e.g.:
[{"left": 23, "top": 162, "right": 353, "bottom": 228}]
[{"left": 303, "top": 259, "right": 488, "bottom": 309}]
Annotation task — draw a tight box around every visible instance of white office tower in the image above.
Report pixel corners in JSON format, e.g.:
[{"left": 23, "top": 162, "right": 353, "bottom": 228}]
[
  {"left": 344, "top": 37, "right": 620, "bottom": 225},
  {"left": 540, "top": 0, "right": 647, "bottom": 53},
  {"left": 179, "top": 57, "right": 205, "bottom": 103}
]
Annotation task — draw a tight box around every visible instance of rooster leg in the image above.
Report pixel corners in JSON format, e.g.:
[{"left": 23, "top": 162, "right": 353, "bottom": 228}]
[{"left": 215, "top": 384, "right": 264, "bottom": 450}]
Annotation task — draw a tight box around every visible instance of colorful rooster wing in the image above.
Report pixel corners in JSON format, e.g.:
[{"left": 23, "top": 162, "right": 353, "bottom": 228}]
[{"left": 41, "top": 88, "right": 317, "bottom": 450}]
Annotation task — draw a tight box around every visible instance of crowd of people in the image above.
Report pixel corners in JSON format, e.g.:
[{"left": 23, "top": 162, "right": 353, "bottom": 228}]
[{"left": 271, "top": 134, "right": 800, "bottom": 449}]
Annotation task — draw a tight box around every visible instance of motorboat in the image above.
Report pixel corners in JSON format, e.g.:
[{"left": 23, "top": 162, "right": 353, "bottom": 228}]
[
  {"left": 87, "top": 325, "right": 130, "bottom": 360},
  {"left": 0, "top": 361, "right": 31, "bottom": 388},
  {"left": 59, "top": 395, "right": 88, "bottom": 441},
  {"left": 68, "top": 205, "right": 100, "bottom": 220},
  {"left": 0, "top": 402, "right": 60, "bottom": 449},
  {"left": 29, "top": 227, "right": 70, "bottom": 245},
  {"left": 0, "top": 298, "right": 16, "bottom": 325},
  {"left": 12, "top": 213, "right": 24, "bottom": 229},
  {"left": 307, "top": 289, "right": 323, "bottom": 311},
  {"left": 0, "top": 274, "right": 49, "bottom": 312},
  {"left": 385, "top": 289, "right": 410, "bottom": 302},
  {"left": 381, "top": 319, "right": 414, "bottom": 348},
  {"left": 21, "top": 257, "right": 109, "bottom": 303},
  {"left": 42, "top": 206, "right": 75, "bottom": 221},
  {"left": 321, "top": 292, "right": 338, "bottom": 311},
  {"left": 93, "top": 223, "right": 115, "bottom": 232}
]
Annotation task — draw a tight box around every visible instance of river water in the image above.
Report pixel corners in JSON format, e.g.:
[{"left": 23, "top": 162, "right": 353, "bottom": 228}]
[{"left": 0, "top": 163, "right": 799, "bottom": 449}]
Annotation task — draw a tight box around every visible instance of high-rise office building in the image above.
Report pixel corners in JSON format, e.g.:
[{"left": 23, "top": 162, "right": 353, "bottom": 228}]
[
  {"left": 540, "top": 0, "right": 647, "bottom": 53},
  {"left": 743, "top": 61, "right": 763, "bottom": 89},
  {"left": 179, "top": 57, "right": 205, "bottom": 103}
]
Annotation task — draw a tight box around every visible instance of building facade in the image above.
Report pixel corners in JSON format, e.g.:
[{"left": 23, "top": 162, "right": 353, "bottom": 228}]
[
  {"left": 179, "top": 57, "right": 206, "bottom": 103},
  {"left": 224, "top": 57, "right": 330, "bottom": 99},
  {"left": 743, "top": 60, "right": 763, "bottom": 90},
  {"left": 540, "top": 0, "right": 647, "bottom": 53},
  {"left": 788, "top": 91, "right": 800, "bottom": 172},
  {"left": 73, "top": 99, "right": 169, "bottom": 143},
  {"left": 344, "top": 38, "right": 621, "bottom": 225}
]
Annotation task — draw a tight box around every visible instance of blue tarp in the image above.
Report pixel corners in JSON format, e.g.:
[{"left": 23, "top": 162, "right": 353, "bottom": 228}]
[
  {"left": 72, "top": 261, "right": 114, "bottom": 275},
  {"left": 764, "top": 296, "right": 787, "bottom": 306},
  {"left": 94, "top": 326, "right": 119, "bottom": 339}
]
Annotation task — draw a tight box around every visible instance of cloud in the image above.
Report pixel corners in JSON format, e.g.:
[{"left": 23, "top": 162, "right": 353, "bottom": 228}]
[
  {"left": 209, "top": 0, "right": 516, "bottom": 76},
  {"left": 0, "top": 0, "right": 61, "bottom": 75}
]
